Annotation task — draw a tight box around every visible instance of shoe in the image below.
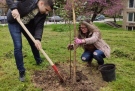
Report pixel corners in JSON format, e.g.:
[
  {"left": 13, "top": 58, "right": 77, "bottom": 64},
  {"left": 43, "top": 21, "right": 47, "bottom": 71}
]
[
  {"left": 97, "top": 64, "right": 103, "bottom": 70},
  {"left": 86, "top": 60, "right": 92, "bottom": 67},
  {"left": 36, "top": 60, "right": 43, "bottom": 65},
  {"left": 19, "top": 71, "right": 25, "bottom": 82}
]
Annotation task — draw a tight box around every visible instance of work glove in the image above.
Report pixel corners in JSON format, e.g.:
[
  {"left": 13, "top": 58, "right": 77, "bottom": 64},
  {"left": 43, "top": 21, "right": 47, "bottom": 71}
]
[
  {"left": 74, "top": 38, "right": 84, "bottom": 44},
  {"left": 67, "top": 44, "right": 74, "bottom": 50}
]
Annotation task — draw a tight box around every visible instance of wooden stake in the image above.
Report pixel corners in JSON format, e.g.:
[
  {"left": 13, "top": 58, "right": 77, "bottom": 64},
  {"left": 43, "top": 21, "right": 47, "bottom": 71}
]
[
  {"left": 68, "top": 21, "right": 72, "bottom": 79},
  {"left": 72, "top": 0, "right": 77, "bottom": 83}
]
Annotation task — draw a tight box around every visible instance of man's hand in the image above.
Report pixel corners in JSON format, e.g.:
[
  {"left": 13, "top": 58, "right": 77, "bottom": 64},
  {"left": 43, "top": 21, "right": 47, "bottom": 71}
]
[
  {"left": 35, "top": 40, "right": 42, "bottom": 50},
  {"left": 11, "top": 9, "right": 20, "bottom": 19}
]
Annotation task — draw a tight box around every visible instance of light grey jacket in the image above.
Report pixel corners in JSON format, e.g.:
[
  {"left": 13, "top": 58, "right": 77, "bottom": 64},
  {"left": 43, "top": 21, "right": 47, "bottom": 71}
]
[
  {"left": 84, "top": 32, "right": 110, "bottom": 58},
  {"left": 78, "top": 21, "right": 111, "bottom": 58}
]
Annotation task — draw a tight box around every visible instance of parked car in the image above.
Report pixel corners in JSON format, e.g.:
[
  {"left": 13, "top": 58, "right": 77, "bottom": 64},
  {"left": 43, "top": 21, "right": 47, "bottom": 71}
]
[
  {"left": 47, "top": 16, "right": 63, "bottom": 22},
  {"left": 76, "top": 16, "right": 90, "bottom": 22},
  {"left": 95, "top": 14, "right": 105, "bottom": 21},
  {"left": 0, "top": 15, "right": 7, "bottom": 23}
]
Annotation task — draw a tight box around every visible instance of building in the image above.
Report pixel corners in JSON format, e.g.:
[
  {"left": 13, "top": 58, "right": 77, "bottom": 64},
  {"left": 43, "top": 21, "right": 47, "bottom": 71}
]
[{"left": 123, "top": 0, "right": 135, "bottom": 30}]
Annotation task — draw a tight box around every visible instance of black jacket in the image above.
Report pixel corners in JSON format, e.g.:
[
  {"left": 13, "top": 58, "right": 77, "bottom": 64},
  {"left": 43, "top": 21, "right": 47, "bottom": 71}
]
[{"left": 6, "top": 0, "right": 47, "bottom": 40}]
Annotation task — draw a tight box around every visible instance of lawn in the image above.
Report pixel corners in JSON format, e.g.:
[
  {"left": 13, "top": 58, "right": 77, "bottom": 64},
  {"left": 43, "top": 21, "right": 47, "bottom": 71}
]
[{"left": 0, "top": 22, "right": 135, "bottom": 91}]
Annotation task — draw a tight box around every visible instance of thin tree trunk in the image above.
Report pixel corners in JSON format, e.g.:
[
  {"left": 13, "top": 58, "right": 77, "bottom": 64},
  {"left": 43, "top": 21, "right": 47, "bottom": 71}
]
[
  {"left": 72, "top": 0, "right": 77, "bottom": 83},
  {"left": 113, "top": 16, "right": 116, "bottom": 23}
]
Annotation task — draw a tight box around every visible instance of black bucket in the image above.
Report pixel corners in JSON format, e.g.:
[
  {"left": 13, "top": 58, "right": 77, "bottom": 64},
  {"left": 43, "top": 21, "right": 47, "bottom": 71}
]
[{"left": 99, "top": 64, "right": 116, "bottom": 82}]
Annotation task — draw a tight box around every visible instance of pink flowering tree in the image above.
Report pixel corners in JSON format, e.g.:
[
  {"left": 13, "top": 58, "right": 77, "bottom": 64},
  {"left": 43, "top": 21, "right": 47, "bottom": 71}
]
[
  {"left": 64, "top": 0, "right": 87, "bottom": 20},
  {"left": 103, "top": 1, "right": 123, "bottom": 22},
  {"left": 64, "top": 0, "right": 123, "bottom": 22}
]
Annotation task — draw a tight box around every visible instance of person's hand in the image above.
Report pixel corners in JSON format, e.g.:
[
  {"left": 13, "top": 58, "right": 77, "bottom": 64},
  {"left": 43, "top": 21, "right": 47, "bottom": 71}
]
[
  {"left": 67, "top": 44, "right": 74, "bottom": 50},
  {"left": 35, "top": 40, "right": 42, "bottom": 50},
  {"left": 11, "top": 9, "right": 20, "bottom": 19},
  {"left": 74, "top": 38, "right": 84, "bottom": 44}
]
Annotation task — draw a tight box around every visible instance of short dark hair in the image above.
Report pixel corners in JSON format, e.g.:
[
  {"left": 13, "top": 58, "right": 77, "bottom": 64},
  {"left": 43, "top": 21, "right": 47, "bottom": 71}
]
[
  {"left": 47, "top": 0, "right": 54, "bottom": 10},
  {"left": 41, "top": 0, "right": 54, "bottom": 10}
]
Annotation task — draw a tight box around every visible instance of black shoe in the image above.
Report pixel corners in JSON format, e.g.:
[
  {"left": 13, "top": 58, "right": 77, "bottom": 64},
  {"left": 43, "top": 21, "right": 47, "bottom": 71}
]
[
  {"left": 36, "top": 60, "right": 43, "bottom": 65},
  {"left": 19, "top": 71, "right": 25, "bottom": 82},
  {"left": 86, "top": 60, "right": 92, "bottom": 67},
  {"left": 97, "top": 64, "right": 103, "bottom": 70}
]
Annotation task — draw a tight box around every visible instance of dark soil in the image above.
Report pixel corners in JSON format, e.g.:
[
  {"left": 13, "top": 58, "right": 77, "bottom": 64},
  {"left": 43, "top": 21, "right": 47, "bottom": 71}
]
[{"left": 32, "top": 61, "right": 107, "bottom": 91}]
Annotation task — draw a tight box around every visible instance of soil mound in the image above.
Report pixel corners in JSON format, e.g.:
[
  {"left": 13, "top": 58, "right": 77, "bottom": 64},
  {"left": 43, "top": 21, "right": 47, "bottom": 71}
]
[{"left": 32, "top": 62, "right": 107, "bottom": 91}]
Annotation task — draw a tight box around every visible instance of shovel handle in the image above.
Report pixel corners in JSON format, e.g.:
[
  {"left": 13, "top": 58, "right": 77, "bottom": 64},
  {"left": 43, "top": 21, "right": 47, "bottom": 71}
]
[
  {"left": 16, "top": 18, "right": 36, "bottom": 43},
  {"left": 16, "top": 18, "right": 54, "bottom": 66},
  {"left": 40, "top": 48, "right": 54, "bottom": 65}
]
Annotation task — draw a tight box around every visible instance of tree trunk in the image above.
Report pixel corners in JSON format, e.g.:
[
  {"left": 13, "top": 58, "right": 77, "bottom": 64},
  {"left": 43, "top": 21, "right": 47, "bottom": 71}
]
[
  {"left": 91, "top": 13, "right": 97, "bottom": 22},
  {"left": 113, "top": 16, "right": 116, "bottom": 23}
]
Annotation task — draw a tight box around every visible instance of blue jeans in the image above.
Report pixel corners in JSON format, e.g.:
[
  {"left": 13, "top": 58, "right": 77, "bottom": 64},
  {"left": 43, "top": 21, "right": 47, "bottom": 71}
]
[
  {"left": 8, "top": 22, "right": 41, "bottom": 72},
  {"left": 81, "top": 50, "right": 105, "bottom": 65}
]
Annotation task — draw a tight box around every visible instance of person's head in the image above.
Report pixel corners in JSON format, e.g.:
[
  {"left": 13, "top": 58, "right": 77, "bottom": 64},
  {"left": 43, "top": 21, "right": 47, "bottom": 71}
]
[
  {"left": 78, "top": 21, "right": 89, "bottom": 35},
  {"left": 78, "top": 21, "right": 101, "bottom": 38},
  {"left": 38, "top": 0, "right": 54, "bottom": 14},
  {"left": 79, "top": 23, "right": 88, "bottom": 34}
]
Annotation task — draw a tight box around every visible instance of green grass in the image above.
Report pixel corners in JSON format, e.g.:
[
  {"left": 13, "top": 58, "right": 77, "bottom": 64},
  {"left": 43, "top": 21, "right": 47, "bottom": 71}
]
[{"left": 0, "top": 22, "right": 135, "bottom": 91}]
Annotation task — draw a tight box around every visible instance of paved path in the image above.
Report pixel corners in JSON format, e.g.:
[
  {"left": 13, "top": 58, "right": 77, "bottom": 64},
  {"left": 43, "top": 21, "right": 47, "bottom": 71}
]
[
  {"left": 44, "top": 18, "right": 122, "bottom": 25},
  {"left": 0, "top": 18, "right": 122, "bottom": 26}
]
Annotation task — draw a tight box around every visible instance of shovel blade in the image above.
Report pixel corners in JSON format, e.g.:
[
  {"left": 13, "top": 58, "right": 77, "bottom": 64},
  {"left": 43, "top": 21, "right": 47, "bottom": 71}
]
[{"left": 52, "top": 65, "right": 64, "bottom": 83}]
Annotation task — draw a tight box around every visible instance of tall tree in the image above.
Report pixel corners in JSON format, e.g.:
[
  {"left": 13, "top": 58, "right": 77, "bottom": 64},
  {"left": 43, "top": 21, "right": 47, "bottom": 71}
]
[{"left": 64, "top": 0, "right": 123, "bottom": 22}]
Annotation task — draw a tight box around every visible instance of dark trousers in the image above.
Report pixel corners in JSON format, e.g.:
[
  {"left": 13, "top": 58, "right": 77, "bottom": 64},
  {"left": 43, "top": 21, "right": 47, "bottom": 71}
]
[{"left": 8, "top": 22, "right": 41, "bottom": 72}]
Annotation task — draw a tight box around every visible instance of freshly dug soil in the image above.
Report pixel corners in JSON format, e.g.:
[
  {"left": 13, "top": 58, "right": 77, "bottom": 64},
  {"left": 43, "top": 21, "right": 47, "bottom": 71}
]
[{"left": 32, "top": 62, "right": 107, "bottom": 91}]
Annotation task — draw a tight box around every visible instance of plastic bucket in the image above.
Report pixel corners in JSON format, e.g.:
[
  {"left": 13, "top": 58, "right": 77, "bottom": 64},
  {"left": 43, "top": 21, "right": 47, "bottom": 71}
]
[{"left": 99, "top": 64, "right": 116, "bottom": 82}]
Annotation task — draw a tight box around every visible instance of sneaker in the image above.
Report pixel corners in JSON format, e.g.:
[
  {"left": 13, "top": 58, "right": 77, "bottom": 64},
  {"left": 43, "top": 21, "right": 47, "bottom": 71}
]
[
  {"left": 19, "top": 71, "right": 25, "bottom": 82},
  {"left": 86, "top": 60, "right": 92, "bottom": 67},
  {"left": 97, "top": 64, "right": 103, "bottom": 70},
  {"left": 36, "top": 60, "right": 43, "bottom": 65}
]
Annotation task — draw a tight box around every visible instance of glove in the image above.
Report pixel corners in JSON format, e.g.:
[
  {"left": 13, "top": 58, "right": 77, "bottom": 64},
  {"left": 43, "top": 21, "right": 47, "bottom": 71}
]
[
  {"left": 74, "top": 38, "right": 83, "bottom": 44},
  {"left": 67, "top": 44, "right": 74, "bottom": 50}
]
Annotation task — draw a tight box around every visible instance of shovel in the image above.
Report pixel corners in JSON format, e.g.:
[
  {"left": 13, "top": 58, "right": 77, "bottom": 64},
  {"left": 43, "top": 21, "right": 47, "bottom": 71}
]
[{"left": 16, "top": 17, "right": 64, "bottom": 82}]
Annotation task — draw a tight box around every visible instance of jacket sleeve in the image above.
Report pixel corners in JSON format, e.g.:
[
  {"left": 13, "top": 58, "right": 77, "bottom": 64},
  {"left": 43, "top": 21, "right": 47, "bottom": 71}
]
[
  {"left": 34, "top": 14, "right": 46, "bottom": 41},
  {"left": 85, "top": 32, "right": 99, "bottom": 44},
  {"left": 6, "top": 0, "right": 18, "bottom": 10}
]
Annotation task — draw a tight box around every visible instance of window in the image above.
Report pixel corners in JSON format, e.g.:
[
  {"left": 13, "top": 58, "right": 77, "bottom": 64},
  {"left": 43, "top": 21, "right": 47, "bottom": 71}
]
[
  {"left": 128, "top": 12, "right": 135, "bottom": 22},
  {"left": 127, "top": 26, "right": 135, "bottom": 30},
  {"left": 133, "top": 27, "right": 135, "bottom": 30},
  {"left": 0, "top": 9, "right": 2, "bottom": 15},
  {"left": 127, "top": 26, "right": 132, "bottom": 30},
  {"left": 128, "top": 0, "right": 135, "bottom": 8}
]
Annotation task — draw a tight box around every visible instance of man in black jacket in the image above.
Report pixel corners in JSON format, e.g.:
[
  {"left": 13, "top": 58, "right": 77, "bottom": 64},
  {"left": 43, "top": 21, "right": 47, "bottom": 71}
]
[{"left": 6, "top": 0, "right": 54, "bottom": 82}]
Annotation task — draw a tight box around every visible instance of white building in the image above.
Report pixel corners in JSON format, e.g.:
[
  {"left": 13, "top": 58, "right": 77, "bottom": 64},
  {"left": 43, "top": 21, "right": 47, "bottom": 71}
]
[{"left": 123, "top": 0, "right": 135, "bottom": 30}]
